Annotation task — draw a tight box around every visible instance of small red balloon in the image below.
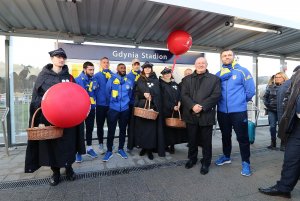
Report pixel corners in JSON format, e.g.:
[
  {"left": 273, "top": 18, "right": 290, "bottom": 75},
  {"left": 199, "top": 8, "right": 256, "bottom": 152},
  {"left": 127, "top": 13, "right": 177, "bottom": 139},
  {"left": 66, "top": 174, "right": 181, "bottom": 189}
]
[
  {"left": 167, "top": 30, "right": 192, "bottom": 55},
  {"left": 41, "top": 82, "right": 90, "bottom": 128}
]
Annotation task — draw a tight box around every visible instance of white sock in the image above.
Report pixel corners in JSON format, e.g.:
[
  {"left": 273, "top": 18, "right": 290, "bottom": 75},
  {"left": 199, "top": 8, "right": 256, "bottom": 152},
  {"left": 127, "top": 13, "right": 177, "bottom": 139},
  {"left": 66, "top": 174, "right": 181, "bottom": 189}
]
[{"left": 87, "top": 146, "right": 93, "bottom": 151}]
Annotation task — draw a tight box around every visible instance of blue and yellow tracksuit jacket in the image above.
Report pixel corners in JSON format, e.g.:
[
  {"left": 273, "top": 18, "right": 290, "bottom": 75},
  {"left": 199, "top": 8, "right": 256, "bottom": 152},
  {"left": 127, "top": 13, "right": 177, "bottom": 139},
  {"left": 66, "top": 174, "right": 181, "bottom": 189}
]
[
  {"left": 126, "top": 70, "right": 141, "bottom": 105},
  {"left": 216, "top": 63, "right": 255, "bottom": 113},
  {"left": 75, "top": 71, "right": 98, "bottom": 109},
  {"left": 106, "top": 74, "right": 133, "bottom": 112},
  {"left": 94, "top": 68, "right": 114, "bottom": 107}
]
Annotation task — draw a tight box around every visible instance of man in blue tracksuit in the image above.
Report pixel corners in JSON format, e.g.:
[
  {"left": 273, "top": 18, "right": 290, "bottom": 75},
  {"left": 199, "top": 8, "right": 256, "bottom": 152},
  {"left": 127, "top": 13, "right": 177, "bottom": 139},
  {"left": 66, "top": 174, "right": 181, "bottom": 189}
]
[
  {"left": 94, "top": 57, "right": 114, "bottom": 155},
  {"left": 75, "top": 61, "right": 98, "bottom": 162},
  {"left": 126, "top": 58, "right": 141, "bottom": 150},
  {"left": 215, "top": 49, "right": 255, "bottom": 177},
  {"left": 102, "top": 63, "right": 133, "bottom": 162}
]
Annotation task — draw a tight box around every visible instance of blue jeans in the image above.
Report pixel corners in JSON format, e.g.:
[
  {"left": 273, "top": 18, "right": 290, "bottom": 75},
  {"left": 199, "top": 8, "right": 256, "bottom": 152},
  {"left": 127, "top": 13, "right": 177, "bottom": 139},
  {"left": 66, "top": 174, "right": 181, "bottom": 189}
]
[
  {"left": 217, "top": 111, "right": 250, "bottom": 163},
  {"left": 268, "top": 111, "right": 278, "bottom": 140},
  {"left": 107, "top": 109, "right": 130, "bottom": 152}
]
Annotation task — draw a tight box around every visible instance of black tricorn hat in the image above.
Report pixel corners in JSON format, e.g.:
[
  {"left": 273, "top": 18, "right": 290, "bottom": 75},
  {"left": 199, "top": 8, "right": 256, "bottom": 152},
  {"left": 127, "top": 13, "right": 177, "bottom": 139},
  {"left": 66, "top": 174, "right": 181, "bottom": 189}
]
[
  {"left": 141, "top": 61, "right": 153, "bottom": 69},
  {"left": 48, "top": 48, "right": 67, "bottom": 58},
  {"left": 161, "top": 67, "right": 172, "bottom": 75}
]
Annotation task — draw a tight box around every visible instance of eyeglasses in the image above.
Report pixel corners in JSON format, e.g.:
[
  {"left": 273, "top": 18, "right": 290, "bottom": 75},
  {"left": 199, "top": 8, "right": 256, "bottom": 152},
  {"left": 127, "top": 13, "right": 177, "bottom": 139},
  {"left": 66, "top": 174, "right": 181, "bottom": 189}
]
[{"left": 275, "top": 76, "right": 283, "bottom": 78}]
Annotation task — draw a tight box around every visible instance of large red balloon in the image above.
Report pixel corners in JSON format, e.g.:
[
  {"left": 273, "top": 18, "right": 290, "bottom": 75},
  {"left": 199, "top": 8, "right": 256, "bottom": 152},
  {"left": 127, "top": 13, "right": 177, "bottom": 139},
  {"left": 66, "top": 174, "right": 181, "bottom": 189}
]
[
  {"left": 41, "top": 82, "right": 90, "bottom": 128},
  {"left": 167, "top": 30, "right": 192, "bottom": 55}
]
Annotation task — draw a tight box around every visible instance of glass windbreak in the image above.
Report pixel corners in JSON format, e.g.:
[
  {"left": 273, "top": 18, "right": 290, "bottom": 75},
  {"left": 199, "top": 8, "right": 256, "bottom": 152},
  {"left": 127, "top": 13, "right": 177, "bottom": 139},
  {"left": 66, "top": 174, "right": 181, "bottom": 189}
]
[
  {"left": 257, "top": 57, "right": 280, "bottom": 125},
  {"left": 285, "top": 60, "right": 300, "bottom": 78},
  {"left": 10, "top": 36, "right": 55, "bottom": 144}
]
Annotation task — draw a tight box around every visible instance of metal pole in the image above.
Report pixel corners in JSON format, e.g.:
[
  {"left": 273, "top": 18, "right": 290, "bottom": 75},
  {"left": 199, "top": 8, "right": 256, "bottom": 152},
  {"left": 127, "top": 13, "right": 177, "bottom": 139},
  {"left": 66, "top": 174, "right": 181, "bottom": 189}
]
[{"left": 5, "top": 36, "right": 12, "bottom": 147}]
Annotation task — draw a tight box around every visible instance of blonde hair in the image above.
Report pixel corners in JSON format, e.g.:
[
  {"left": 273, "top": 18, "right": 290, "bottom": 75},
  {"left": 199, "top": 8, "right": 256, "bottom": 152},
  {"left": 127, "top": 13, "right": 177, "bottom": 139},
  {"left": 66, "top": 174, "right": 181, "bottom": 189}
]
[{"left": 275, "top": 72, "right": 289, "bottom": 81}]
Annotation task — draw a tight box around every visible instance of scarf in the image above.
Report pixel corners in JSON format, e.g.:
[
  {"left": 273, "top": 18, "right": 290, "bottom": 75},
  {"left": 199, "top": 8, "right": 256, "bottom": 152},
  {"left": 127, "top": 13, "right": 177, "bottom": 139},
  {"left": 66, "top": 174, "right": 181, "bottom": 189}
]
[
  {"left": 219, "top": 60, "right": 237, "bottom": 82},
  {"left": 111, "top": 75, "right": 127, "bottom": 100},
  {"left": 100, "top": 68, "right": 112, "bottom": 79},
  {"left": 132, "top": 70, "right": 141, "bottom": 82}
]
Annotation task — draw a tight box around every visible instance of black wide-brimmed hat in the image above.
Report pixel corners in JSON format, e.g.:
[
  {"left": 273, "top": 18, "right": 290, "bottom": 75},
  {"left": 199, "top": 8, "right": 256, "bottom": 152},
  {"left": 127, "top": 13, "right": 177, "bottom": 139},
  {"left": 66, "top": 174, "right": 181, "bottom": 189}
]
[
  {"left": 48, "top": 48, "right": 67, "bottom": 58},
  {"left": 141, "top": 61, "right": 153, "bottom": 69},
  {"left": 161, "top": 67, "right": 172, "bottom": 75}
]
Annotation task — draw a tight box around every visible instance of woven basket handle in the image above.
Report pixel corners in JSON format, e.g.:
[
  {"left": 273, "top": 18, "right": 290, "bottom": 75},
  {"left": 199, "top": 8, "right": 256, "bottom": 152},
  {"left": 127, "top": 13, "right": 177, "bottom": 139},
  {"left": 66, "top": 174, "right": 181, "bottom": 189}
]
[
  {"left": 172, "top": 109, "right": 182, "bottom": 120},
  {"left": 31, "top": 107, "right": 42, "bottom": 128},
  {"left": 144, "top": 99, "right": 151, "bottom": 110}
]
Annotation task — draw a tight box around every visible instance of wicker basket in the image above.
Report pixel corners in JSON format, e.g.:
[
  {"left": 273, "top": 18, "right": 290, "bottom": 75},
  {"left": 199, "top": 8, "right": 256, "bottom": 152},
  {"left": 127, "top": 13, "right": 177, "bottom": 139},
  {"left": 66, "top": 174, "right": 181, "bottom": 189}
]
[
  {"left": 26, "top": 108, "right": 64, "bottom": 140},
  {"left": 134, "top": 100, "right": 159, "bottom": 120},
  {"left": 165, "top": 110, "right": 186, "bottom": 128}
]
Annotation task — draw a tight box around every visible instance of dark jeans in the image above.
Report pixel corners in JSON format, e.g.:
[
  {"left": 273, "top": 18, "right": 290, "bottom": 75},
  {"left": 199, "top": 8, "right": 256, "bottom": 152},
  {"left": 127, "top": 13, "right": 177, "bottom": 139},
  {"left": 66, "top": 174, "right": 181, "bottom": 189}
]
[
  {"left": 187, "top": 123, "right": 213, "bottom": 166},
  {"left": 85, "top": 108, "right": 95, "bottom": 146},
  {"left": 96, "top": 105, "right": 109, "bottom": 144},
  {"left": 268, "top": 110, "right": 278, "bottom": 140},
  {"left": 217, "top": 111, "right": 250, "bottom": 163},
  {"left": 107, "top": 108, "right": 130, "bottom": 152},
  {"left": 127, "top": 105, "right": 134, "bottom": 136},
  {"left": 277, "top": 119, "right": 300, "bottom": 192}
]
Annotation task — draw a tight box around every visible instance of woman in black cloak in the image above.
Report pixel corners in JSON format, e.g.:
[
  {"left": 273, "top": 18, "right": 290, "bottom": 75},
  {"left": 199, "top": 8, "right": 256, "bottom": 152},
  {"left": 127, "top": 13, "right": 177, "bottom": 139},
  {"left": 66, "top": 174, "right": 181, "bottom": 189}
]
[
  {"left": 159, "top": 67, "right": 187, "bottom": 154},
  {"left": 128, "top": 62, "right": 165, "bottom": 159}
]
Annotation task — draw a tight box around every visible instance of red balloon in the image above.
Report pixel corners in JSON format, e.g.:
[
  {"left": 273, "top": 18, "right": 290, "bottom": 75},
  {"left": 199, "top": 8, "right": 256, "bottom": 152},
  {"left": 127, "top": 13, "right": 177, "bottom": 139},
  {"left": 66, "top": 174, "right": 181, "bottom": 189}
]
[
  {"left": 41, "top": 82, "right": 90, "bottom": 128},
  {"left": 167, "top": 30, "right": 192, "bottom": 55}
]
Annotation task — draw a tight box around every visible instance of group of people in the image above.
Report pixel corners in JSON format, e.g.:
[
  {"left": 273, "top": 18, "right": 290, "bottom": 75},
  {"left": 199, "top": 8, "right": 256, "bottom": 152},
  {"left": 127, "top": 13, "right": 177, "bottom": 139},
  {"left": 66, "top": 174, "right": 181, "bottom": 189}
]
[{"left": 23, "top": 47, "right": 300, "bottom": 198}]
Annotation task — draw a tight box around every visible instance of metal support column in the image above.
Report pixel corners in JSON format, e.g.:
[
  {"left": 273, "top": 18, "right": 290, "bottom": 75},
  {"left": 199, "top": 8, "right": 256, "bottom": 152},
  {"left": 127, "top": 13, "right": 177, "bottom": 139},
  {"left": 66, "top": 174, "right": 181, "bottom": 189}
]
[{"left": 5, "top": 36, "right": 12, "bottom": 147}]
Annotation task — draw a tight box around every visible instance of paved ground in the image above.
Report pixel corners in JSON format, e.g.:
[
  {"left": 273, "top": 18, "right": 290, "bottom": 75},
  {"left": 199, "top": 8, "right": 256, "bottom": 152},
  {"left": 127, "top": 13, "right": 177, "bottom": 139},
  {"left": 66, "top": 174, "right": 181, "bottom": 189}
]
[{"left": 0, "top": 127, "right": 299, "bottom": 200}]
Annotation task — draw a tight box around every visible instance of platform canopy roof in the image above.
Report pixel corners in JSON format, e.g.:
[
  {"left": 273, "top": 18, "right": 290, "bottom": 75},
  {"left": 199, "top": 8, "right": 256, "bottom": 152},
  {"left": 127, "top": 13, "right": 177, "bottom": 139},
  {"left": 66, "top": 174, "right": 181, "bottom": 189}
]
[{"left": 1, "top": 0, "right": 300, "bottom": 59}]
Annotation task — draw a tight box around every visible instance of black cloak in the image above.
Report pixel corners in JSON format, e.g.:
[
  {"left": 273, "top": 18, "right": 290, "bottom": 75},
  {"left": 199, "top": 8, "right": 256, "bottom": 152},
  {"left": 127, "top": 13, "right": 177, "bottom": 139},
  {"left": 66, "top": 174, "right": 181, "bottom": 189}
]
[
  {"left": 128, "top": 72, "right": 165, "bottom": 157},
  {"left": 159, "top": 77, "right": 187, "bottom": 146},
  {"left": 25, "top": 64, "right": 85, "bottom": 173}
]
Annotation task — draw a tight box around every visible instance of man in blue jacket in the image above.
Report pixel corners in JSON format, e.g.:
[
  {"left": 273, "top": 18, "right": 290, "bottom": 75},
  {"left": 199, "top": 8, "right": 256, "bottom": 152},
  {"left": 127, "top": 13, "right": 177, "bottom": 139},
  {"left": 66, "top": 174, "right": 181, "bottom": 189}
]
[
  {"left": 215, "top": 49, "right": 255, "bottom": 176},
  {"left": 103, "top": 63, "right": 133, "bottom": 162},
  {"left": 75, "top": 61, "right": 98, "bottom": 162},
  {"left": 94, "top": 57, "right": 114, "bottom": 155}
]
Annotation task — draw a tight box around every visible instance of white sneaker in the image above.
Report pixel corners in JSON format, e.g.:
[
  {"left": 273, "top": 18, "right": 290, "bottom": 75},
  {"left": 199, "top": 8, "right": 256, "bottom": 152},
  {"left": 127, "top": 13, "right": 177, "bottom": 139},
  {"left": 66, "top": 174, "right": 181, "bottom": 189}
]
[{"left": 99, "top": 144, "right": 105, "bottom": 155}]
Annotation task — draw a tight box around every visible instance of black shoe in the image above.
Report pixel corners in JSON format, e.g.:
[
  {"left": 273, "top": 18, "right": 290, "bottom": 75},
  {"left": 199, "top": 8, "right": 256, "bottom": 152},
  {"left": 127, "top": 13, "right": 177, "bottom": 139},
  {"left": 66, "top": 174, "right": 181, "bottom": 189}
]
[
  {"left": 267, "top": 145, "right": 276, "bottom": 150},
  {"left": 139, "top": 149, "right": 146, "bottom": 156},
  {"left": 169, "top": 145, "right": 175, "bottom": 154},
  {"left": 200, "top": 165, "right": 209, "bottom": 175},
  {"left": 147, "top": 151, "right": 154, "bottom": 160},
  {"left": 66, "top": 167, "right": 76, "bottom": 181},
  {"left": 280, "top": 145, "right": 285, "bottom": 152},
  {"left": 258, "top": 185, "right": 291, "bottom": 198},
  {"left": 49, "top": 174, "right": 60, "bottom": 186},
  {"left": 185, "top": 159, "right": 197, "bottom": 169}
]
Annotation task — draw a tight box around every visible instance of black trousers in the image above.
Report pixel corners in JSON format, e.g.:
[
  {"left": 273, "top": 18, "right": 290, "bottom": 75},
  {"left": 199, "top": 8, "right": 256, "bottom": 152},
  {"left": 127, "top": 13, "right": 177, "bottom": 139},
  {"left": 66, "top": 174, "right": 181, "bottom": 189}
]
[
  {"left": 277, "top": 118, "right": 300, "bottom": 192},
  {"left": 187, "top": 123, "right": 213, "bottom": 166},
  {"left": 107, "top": 109, "right": 130, "bottom": 152},
  {"left": 96, "top": 105, "right": 109, "bottom": 144},
  {"left": 217, "top": 111, "right": 250, "bottom": 163},
  {"left": 85, "top": 108, "right": 95, "bottom": 146}
]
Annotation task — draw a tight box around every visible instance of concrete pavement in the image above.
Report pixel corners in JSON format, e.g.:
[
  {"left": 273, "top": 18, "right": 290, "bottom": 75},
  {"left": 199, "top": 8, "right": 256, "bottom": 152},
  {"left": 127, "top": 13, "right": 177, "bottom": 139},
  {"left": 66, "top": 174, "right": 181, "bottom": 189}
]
[{"left": 0, "top": 127, "right": 299, "bottom": 200}]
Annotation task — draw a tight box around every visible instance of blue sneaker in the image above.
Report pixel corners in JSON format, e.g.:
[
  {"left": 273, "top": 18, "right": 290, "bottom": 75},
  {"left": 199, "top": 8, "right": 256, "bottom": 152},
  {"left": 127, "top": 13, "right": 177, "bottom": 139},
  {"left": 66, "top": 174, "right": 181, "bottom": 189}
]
[
  {"left": 75, "top": 153, "right": 82, "bottom": 163},
  {"left": 102, "top": 151, "right": 113, "bottom": 162},
  {"left": 117, "top": 149, "right": 128, "bottom": 159},
  {"left": 215, "top": 155, "right": 231, "bottom": 166},
  {"left": 241, "top": 161, "right": 252, "bottom": 176},
  {"left": 86, "top": 149, "right": 98, "bottom": 158}
]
